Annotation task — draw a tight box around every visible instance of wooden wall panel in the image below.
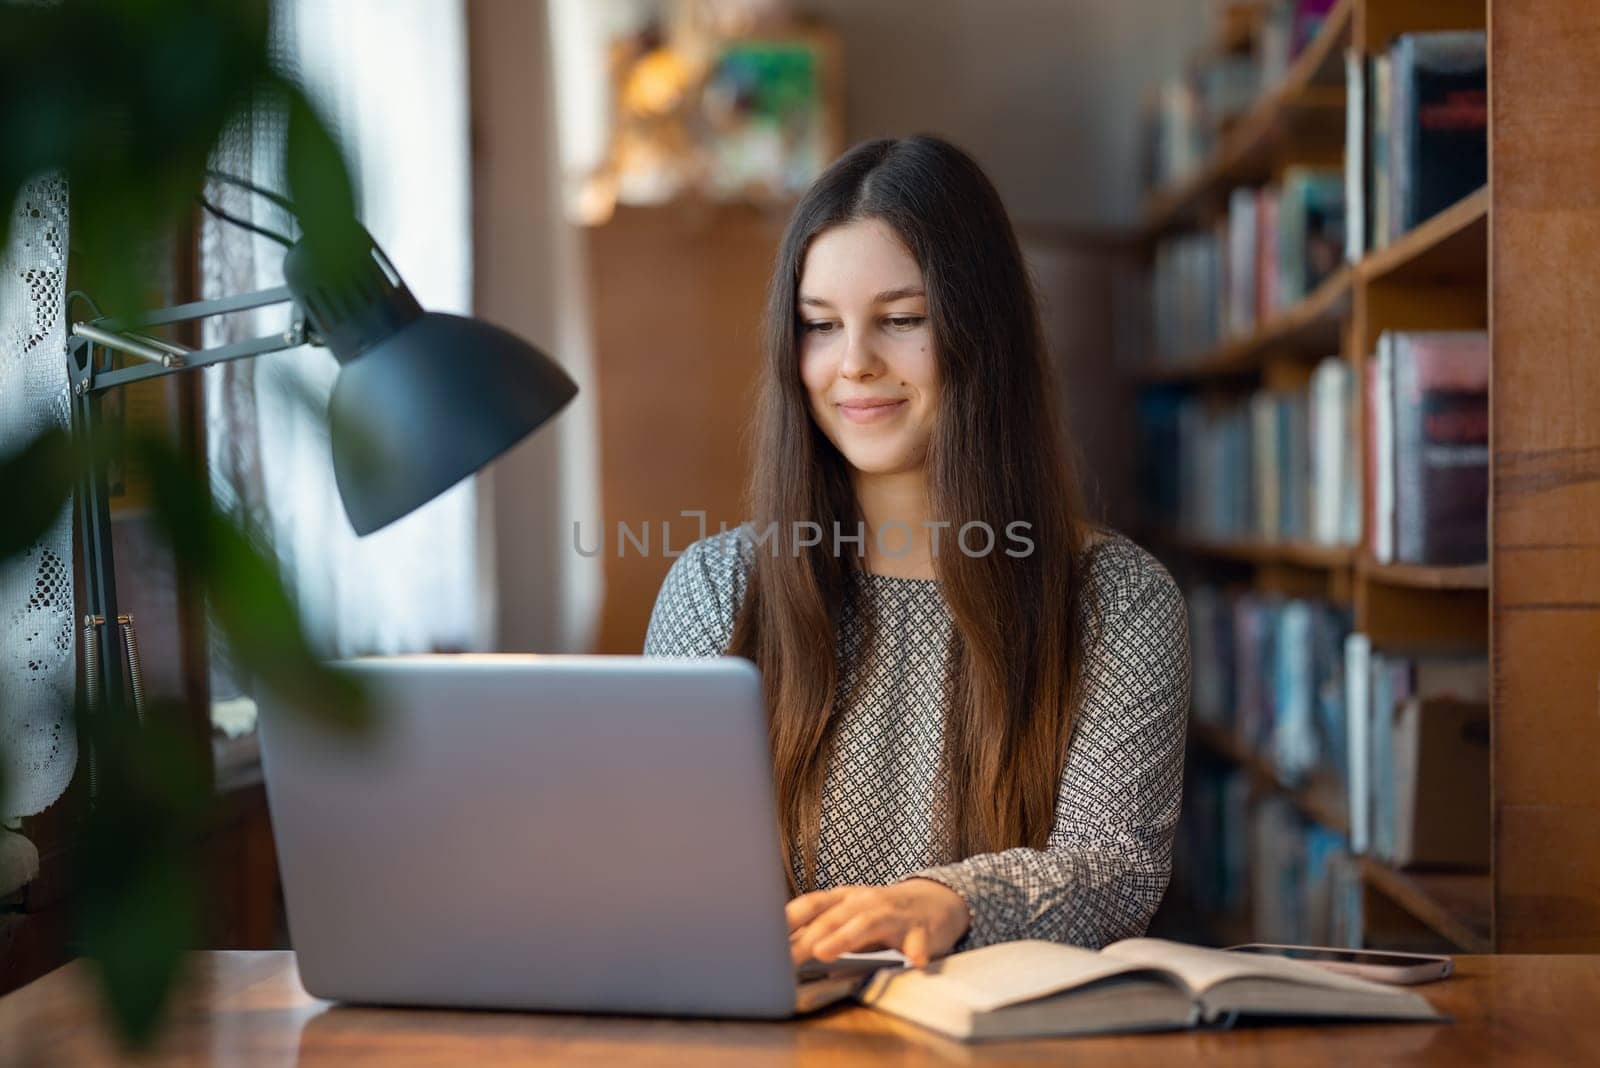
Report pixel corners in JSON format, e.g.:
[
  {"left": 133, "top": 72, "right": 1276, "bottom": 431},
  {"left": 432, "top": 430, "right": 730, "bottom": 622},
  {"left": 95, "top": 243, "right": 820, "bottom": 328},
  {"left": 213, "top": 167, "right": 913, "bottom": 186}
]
[
  {"left": 1490, "top": 0, "right": 1600, "bottom": 953},
  {"left": 585, "top": 203, "right": 786, "bottom": 654}
]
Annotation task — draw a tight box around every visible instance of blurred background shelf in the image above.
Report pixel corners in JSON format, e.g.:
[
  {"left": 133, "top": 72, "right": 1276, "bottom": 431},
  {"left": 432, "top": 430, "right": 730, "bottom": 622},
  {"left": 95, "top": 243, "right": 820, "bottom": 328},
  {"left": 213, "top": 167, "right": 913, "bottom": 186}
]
[
  {"left": 1190, "top": 721, "right": 1349, "bottom": 833},
  {"left": 1358, "top": 560, "right": 1490, "bottom": 590},
  {"left": 1358, "top": 186, "right": 1488, "bottom": 286},
  {"left": 1162, "top": 533, "right": 1357, "bottom": 571},
  {"left": 1138, "top": 267, "right": 1352, "bottom": 384},
  {"left": 1359, "top": 858, "right": 1493, "bottom": 954},
  {"left": 1142, "top": 0, "right": 1352, "bottom": 236}
]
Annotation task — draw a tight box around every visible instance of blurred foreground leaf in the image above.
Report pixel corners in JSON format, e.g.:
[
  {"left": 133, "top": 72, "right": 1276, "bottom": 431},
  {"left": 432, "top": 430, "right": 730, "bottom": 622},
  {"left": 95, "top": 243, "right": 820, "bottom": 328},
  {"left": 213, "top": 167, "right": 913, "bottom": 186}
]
[
  {"left": 74, "top": 702, "right": 208, "bottom": 1050},
  {"left": 0, "top": 0, "right": 273, "bottom": 316},
  {"left": 0, "top": 426, "right": 74, "bottom": 561},
  {"left": 1, "top": 0, "right": 373, "bottom": 1050},
  {"left": 134, "top": 431, "right": 372, "bottom": 732}
]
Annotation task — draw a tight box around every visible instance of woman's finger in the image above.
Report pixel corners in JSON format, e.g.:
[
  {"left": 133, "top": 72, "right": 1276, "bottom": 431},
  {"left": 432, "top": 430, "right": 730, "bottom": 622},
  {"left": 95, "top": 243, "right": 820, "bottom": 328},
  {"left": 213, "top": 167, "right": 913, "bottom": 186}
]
[
  {"left": 789, "top": 895, "right": 874, "bottom": 964},
  {"left": 810, "top": 908, "right": 904, "bottom": 962},
  {"left": 785, "top": 888, "right": 847, "bottom": 932},
  {"left": 902, "top": 923, "right": 930, "bottom": 968}
]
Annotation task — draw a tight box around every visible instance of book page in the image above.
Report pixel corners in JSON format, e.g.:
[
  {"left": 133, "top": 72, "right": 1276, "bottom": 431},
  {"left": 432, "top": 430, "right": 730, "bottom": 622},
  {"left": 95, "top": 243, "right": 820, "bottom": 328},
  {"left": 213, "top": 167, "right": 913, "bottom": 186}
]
[
  {"left": 1101, "top": 939, "right": 1409, "bottom": 998},
  {"left": 866, "top": 940, "right": 1183, "bottom": 1015}
]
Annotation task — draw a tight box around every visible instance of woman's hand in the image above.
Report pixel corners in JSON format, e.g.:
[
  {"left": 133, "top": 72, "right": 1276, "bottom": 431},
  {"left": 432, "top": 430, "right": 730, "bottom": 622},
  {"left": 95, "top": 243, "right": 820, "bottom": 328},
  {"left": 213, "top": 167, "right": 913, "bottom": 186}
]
[{"left": 787, "top": 879, "right": 971, "bottom": 968}]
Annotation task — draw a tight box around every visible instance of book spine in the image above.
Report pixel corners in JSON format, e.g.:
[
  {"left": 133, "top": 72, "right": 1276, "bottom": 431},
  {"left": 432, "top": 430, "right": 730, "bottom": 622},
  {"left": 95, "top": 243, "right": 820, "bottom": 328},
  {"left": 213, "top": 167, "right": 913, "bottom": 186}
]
[
  {"left": 1279, "top": 172, "right": 1309, "bottom": 306},
  {"left": 1394, "top": 35, "right": 1418, "bottom": 236},
  {"left": 1251, "top": 392, "right": 1279, "bottom": 540},
  {"left": 1371, "top": 652, "right": 1395, "bottom": 862},
  {"left": 1341, "top": 363, "right": 1362, "bottom": 545},
  {"left": 1400, "top": 31, "right": 1488, "bottom": 231},
  {"left": 1310, "top": 360, "right": 1336, "bottom": 545},
  {"left": 1257, "top": 189, "right": 1280, "bottom": 318},
  {"left": 1392, "top": 333, "right": 1490, "bottom": 564},
  {"left": 1271, "top": 602, "right": 1316, "bottom": 784},
  {"left": 1346, "top": 632, "right": 1371, "bottom": 854},
  {"left": 1344, "top": 49, "right": 1367, "bottom": 262},
  {"left": 1227, "top": 188, "right": 1259, "bottom": 337},
  {"left": 1374, "top": 336, "right": 1396, "bottom": 563},
  {"left": 1287, "top": 391, "right": 1311, "bottom": 542},
  {"left": 1372, "top": 53, "right": 1393, "bottom": 245}
]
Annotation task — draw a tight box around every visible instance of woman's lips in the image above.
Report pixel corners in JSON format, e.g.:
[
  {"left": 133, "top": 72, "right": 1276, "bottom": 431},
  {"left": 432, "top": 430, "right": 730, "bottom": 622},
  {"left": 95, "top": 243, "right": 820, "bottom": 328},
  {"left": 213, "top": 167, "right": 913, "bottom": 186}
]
[{"left": 837, "top": 399, "right": 908, "bottom": 425}]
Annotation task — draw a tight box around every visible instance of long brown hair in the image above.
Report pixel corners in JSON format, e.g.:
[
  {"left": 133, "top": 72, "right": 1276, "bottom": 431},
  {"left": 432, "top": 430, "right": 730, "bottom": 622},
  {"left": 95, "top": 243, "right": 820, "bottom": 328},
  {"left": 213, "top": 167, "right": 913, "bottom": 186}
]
[{"left": 728, "top": 135, "right": 1093, "bottom": 892}]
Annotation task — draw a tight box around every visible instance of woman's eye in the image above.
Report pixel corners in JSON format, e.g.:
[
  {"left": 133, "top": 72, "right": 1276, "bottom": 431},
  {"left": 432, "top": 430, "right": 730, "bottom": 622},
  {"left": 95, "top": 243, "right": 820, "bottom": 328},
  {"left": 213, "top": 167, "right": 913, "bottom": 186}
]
[
  {"left": 803, "top": 320, "right": 838, "bottom": 334},
  {"left": 885, "top": 316, "right": 926, "bottom": 330}
]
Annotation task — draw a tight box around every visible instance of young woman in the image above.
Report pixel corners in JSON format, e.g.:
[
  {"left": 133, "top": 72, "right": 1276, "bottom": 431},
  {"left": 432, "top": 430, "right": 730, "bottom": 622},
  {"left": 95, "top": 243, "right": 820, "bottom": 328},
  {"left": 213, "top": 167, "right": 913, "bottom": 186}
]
[{"left": 644, "top": 135, "right": 1189, "bottom": 969}]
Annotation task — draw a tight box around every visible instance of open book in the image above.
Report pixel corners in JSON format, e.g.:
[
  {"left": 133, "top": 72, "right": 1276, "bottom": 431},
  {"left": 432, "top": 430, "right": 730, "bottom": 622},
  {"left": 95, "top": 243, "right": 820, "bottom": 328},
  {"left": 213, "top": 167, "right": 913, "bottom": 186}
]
[{"left": 854, "top": 938, "right": 1445, "bottom": 1041}]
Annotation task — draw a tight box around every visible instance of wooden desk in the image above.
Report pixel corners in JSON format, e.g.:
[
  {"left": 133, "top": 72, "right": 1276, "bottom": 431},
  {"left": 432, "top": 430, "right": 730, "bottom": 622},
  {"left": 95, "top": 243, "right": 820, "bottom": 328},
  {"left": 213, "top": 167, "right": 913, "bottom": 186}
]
[{"left": 3, "top": 952, "right": 1598, "bottom": 1065}]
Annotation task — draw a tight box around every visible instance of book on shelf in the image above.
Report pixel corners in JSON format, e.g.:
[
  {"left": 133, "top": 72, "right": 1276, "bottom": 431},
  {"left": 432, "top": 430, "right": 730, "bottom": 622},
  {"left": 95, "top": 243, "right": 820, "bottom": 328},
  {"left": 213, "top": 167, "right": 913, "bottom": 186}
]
[
  {"left": 1255, "top": 186, "right": 1281, "bottom": 324},
  {"left": 1145, "top": 172, "right": 1344, "bottom": 368},
  {"left": 1187, "top": 583, "right": 1351, "bottom": 788},
  {"left": 1344, "top": 633, "right": 1372, "bottom": 854},
  {"left": 1343, "top": 47, "right": 1367, "bottom": 261},
  {"left": 1371, "top": 335, "right": 1396, "bottom": 562},
  {"left": 1226, "top": 186, "right": 1259, "bottom": 336},
  {"left": 1277, "top": 166, "right": 1344, "bottom": 305},
  {"left": 1342, "top": 637, "right": 1490, "bottom": 868},
  {"left": 1147, "top": 368, "right": 1357, "bottom": 548},
  {"left": 855, "top": 936, "right": 1440, "bottom": 1041},
  {"left": 1251, "top": 796, "right": 1357, "bottom": 945},
  {"left": 1369, "top": 331, "right": 1490, "bottom": 566},
  {"left": 1370, "top": 31, "right": 1488, "bottom": 247},
  {"left": 1141, "top": 0, "right": 1339, "bottom": 201},
  {"left": 1258, "top": 0, "right": 1340, "bottom": 92},
  {"left": 1372, "top": 50, "right": 1393, "bottom": 249},
  {"left": 1393, "top": 696, "right": 1490, "bottom": 868},
  {"left": 1174, "top": 761, "right": 1364, "bottom": 949},
  {"left": 1310, "top": 357, "right": 1361, "bottom": 545}
]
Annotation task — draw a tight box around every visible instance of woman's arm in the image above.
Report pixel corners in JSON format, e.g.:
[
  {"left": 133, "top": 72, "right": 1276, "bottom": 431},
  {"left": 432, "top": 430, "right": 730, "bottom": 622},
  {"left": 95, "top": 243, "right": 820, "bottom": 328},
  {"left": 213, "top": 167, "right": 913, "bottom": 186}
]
[
  {"left": 908, "top": 566, "right": 1191, "bottom": 950},
  {"left": 642, "top": 529, "right": 747, "bottom": 657}
]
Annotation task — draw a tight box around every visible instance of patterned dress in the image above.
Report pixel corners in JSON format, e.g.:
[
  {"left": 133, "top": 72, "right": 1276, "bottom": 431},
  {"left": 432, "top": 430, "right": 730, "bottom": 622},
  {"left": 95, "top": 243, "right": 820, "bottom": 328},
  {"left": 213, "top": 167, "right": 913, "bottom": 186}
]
[{"left": 643, "top": 525, "right": 1190, "bottom": 951}]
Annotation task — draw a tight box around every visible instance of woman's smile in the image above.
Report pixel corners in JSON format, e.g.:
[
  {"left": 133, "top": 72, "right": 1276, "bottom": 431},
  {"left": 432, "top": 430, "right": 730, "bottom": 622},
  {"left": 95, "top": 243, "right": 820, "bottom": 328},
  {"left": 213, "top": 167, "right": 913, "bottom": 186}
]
[{"left": 837, "top": 397, "right": 908, "bottom": 424}]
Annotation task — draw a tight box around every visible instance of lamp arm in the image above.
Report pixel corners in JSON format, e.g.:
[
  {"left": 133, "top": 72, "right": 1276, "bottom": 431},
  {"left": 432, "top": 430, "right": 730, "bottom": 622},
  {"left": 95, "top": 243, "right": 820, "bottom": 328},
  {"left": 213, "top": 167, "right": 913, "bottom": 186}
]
[
  {"left": 67, "top": 286, "right": 310, "bottom": 397},
  {"left": 65, "top": 283, "right": 310, "bottom": 795}
]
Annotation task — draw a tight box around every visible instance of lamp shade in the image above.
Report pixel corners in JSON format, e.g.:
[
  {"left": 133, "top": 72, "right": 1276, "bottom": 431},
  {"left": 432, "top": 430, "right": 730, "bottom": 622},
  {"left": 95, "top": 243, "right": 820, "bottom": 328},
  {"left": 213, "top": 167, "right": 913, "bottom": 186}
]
[
  {"left": 283, "top": 228, "right": 577, "bottom": 535},
  {"left": 328, "top": 312, "right": 577, "bottom": 535}
]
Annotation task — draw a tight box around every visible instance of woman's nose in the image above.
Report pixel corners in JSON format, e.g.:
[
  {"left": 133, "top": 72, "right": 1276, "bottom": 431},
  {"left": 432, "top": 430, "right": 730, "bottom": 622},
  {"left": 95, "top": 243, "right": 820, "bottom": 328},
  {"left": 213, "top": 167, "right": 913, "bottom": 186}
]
[{"left": 840, "top": 328, "right": 882, "bottom": 380}]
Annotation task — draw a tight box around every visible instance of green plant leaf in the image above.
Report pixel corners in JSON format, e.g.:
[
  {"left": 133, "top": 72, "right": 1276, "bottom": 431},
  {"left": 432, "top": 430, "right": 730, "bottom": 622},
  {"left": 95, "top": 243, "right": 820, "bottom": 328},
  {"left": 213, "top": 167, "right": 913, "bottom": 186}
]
[
  {"left": 133, "top": 431, "right": 372, "bottom": 733},
  {"left": 0, "top": 426, "right": 74, "bottom": 561},
  {"left": 74, "top": 704, "right": 209, "bottom": 1050},
  {"left": 0, "top": 0, "right": 273, "bottom": 315}
]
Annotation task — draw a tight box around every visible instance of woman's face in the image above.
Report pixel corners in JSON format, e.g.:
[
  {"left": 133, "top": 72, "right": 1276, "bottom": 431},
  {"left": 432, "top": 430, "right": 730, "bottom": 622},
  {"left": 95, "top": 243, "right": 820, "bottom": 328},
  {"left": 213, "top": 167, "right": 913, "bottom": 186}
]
[{"left": 797, "top": 218, "right": 938, "bottom": 478}]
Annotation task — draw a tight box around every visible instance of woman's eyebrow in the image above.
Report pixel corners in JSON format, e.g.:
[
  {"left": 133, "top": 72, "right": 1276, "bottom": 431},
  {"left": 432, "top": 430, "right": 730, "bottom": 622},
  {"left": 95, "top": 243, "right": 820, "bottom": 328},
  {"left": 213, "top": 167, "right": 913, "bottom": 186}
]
[{"left": 798, "top": 286, "right": 926, "bottom": 308}]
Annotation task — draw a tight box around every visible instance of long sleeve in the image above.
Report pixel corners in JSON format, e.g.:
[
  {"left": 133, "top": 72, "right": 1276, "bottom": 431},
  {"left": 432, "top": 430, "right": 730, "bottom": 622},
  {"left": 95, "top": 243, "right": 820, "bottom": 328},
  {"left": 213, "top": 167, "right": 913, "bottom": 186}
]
[
  {"left": 908, "top": 560, "right": 1191, "bottom": 950},
  {"left": 642, "top": 527, "right": 749, "bottom": 657}
]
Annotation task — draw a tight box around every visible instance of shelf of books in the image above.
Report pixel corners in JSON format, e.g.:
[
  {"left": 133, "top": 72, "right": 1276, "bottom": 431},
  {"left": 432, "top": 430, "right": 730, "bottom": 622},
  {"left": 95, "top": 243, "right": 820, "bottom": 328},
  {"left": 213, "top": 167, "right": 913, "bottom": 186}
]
[{"left": 1133, "top": 0, "right": 1491, "bottom": 955}]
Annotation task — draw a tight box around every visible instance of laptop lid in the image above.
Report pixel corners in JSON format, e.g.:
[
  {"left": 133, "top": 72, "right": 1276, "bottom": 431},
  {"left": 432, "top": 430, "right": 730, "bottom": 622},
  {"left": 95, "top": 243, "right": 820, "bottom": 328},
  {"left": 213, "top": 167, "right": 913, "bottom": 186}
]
[{"left": 258, "top": 654, "right": 798, "bottom": 1018}]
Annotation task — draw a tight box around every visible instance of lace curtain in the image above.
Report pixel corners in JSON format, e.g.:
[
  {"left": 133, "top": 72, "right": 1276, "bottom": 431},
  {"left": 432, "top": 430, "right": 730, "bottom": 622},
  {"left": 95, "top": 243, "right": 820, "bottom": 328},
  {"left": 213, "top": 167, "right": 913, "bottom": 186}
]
[
  {"left": 204, "top": 0, "right": 480, "bottom": 736},
  {"left": 0, "top": 175, "right": 75, "bottom": 827}
]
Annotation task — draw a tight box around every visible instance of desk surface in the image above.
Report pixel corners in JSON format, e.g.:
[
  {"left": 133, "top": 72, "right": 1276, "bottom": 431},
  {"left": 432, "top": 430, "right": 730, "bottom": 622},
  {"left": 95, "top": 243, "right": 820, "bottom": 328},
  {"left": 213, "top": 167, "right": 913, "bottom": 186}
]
[{"left": 3, "top": 951, "right": 1599, "bottom": 1065}]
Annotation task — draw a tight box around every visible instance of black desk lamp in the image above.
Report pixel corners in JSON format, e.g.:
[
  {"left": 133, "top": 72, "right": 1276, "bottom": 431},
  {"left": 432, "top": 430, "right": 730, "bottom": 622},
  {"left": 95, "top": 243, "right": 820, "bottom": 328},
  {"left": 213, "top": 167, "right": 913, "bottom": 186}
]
[{"left": 66, "top": 183, "right": 578, "bottom": 737}]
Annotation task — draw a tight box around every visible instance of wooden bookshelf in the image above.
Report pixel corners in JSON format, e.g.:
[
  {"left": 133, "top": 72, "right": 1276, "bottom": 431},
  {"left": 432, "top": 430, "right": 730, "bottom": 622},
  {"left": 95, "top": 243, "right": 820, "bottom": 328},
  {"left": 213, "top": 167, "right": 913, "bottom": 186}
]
[
  {"left": 1142, "top": 0, "right": 1352, "bottom": 236},
  {"left": 1191, "top": 720, "right": 1494, "bottom": 954},
  {"left": 1358, "top": 559, "right": 1489, "bottom": 591},
  {"left": 1138, "top": 267, "right": 1351, "bottom": 384},
  {"left": 1166, "top": 535, "right": 1356, "bottom": 572},
  {"left": 1134, "top": 1, "right": 1539, "bottom": 956},
  {"left": 1139, "top": 187, "right": 1486, "bottom": 387},
  {"left": 1358, "top": 186, "right": 1487, "bottom": 286},
  {"left": 1190, "top": 722, "right": 1349, "bottom": 835},
  {"left": 1359, "top": 858, "right": 1492, "bottom": 954},
  {"left": 1490, "top": 0, "right": 1600, "bottom": 953}
]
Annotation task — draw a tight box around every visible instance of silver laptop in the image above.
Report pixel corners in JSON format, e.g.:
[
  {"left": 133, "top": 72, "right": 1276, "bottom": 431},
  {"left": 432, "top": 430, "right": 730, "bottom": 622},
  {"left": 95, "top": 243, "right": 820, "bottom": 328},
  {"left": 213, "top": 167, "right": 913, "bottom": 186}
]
[{"left": 257, "top": 654, "right": 877, "bottom": 1018}]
